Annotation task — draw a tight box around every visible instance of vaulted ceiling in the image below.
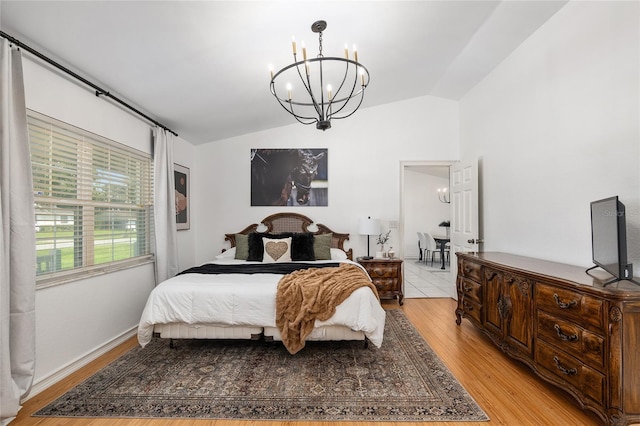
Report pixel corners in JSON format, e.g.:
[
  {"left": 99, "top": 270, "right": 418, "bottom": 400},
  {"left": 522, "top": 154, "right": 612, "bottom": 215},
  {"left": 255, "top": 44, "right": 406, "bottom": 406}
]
[{"left": 1, "top": 1, "right": 567, "bottom": 144}]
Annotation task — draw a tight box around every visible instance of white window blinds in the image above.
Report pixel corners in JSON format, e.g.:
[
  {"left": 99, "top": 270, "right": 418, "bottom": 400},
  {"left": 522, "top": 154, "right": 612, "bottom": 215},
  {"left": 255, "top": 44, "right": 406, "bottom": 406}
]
[{"left": 28, "top": 110, "right": 153, "bottom": 286}]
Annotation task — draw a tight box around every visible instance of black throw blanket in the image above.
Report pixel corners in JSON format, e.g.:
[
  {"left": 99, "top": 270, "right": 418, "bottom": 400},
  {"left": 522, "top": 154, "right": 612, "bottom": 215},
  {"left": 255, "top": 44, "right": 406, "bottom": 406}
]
[{"left": 177, "top": 262, "right": 340, "bottom": 276}]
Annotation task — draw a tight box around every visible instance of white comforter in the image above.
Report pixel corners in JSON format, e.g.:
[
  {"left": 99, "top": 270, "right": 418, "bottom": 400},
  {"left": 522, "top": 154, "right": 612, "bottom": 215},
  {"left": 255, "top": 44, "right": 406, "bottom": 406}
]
[{"left": 137, "top": 259, "right": 386, "bottom": 348}]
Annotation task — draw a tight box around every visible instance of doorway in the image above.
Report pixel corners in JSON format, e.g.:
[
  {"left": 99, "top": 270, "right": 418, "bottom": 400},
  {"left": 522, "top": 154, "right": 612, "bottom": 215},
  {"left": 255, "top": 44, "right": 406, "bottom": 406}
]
[{"left": 399, "top": 160, "right": 455, "bottom": 298}]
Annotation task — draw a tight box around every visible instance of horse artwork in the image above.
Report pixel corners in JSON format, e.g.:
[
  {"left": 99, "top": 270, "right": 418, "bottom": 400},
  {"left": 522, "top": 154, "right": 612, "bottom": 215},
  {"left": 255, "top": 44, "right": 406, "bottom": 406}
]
[{"left": 251, "top": 149, "right": 328, "bottom": 206}]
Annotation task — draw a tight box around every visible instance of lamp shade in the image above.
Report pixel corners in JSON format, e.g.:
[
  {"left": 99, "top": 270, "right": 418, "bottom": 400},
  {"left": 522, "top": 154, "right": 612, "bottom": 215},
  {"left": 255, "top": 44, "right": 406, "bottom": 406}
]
[{"left": 358, "top": 217, "right": 380, "bottom": 236}]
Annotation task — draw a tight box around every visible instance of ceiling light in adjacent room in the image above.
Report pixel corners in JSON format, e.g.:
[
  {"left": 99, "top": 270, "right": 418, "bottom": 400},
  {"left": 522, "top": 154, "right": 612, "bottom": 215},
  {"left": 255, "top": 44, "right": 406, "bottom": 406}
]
[{"left": 437, "top": 188, "right": 450, "bottom": 204}]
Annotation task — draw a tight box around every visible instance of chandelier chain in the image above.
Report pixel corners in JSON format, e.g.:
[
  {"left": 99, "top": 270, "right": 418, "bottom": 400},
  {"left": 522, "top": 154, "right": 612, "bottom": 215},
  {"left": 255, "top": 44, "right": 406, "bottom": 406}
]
[{"left": 318, "top": 31, "right": 324, "bottom": 58}]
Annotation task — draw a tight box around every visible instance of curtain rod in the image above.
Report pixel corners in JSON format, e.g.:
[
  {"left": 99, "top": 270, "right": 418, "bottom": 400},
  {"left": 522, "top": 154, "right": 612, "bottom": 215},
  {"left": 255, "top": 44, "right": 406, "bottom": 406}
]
[{"left": 0, "top": 30, "right": 178, "bottom": 137}]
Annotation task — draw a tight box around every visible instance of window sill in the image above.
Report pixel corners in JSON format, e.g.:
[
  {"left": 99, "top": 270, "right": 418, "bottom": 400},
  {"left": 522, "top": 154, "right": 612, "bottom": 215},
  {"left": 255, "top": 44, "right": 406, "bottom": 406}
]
[{"left": 36, "top": 255, "right": 155, "bottom": 290}]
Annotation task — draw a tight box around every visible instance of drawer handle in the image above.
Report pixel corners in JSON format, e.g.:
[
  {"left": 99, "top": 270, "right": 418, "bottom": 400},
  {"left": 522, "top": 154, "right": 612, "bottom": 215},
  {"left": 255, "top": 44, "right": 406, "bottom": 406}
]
[
  {"left": 553, "top": 356, "right": 577, "bottom": 376},
  {"left": 554, "top": 324, "right": 578, "bottom": 342},
  {"left": 372, "top": 268, "right": 386, "bottom": 276},
  {"left": 463, "top": 285, "right": 472, "bottom": 292},
  {"left": 553, "top": 294, "right": 577, "bottom": 309},
  {"left": 463, "top": 301, "right": 474, "bottom": 311},
  {"left": 464, "top": 266, "right": 472, "bottom": 273}
]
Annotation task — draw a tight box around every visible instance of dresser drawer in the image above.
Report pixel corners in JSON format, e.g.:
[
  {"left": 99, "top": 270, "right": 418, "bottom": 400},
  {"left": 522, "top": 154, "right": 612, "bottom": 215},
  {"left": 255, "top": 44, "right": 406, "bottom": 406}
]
[
  {"left": 367, "top": 265, "right": 398, "bottom": 279},
  {"left": 374, "top": 278, "right": 399, "bottom": 292},
  {"left": 537, "top": 311, "right": 605, "bottom": 370},
  {"left": 535, "top": 283, "right": 605, "bottom": 331},
  {"left": 460, "top": 298, "right": 482, "bottom": 324},
  {"left": 459, "top": 277, "right": 482, "bottom": 304},
  {"left": 536, "top": 340, "right": 605, "bottom": 405},
  {"left": 461, "top": 260, "right": 482, "bottom": 282}
]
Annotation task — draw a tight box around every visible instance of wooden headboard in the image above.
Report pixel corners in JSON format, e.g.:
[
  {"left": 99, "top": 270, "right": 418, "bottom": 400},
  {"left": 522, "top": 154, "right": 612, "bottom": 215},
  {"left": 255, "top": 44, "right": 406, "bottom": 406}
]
[{"left": 224, "top": 212, "right": 353, "bottom": 260}]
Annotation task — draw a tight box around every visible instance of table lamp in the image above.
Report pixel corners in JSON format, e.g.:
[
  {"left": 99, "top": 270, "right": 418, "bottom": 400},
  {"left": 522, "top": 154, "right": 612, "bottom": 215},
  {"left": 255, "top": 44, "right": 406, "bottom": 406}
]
[{"left": 358, "top": 216, "right": 380, "bottom": 260}]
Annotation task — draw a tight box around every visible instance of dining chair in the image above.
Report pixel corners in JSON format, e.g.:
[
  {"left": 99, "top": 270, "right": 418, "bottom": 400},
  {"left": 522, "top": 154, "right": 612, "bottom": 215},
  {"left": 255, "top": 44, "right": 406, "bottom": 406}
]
[
  {"left": 422, "top": 232, "right": 438, "bottom": 266},
  {"left": 417, "top": 232, "right": 427, "bottom": 262},
  {"left": 423, "top": 232, "right": 449, "bottom": 266}
]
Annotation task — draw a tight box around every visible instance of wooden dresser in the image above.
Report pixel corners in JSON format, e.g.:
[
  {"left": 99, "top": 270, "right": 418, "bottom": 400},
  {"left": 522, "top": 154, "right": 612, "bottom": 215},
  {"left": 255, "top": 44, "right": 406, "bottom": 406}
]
[
  {"left": 357, "top": 257, "right": 403, "bottom": 305},
  {"left": 456, "top": 252, "right": 640, "bottom": 426}
]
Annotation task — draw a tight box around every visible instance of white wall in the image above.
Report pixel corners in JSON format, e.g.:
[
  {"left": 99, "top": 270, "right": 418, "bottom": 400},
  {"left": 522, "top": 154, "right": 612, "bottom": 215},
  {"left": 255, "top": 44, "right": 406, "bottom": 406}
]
[
  {"left": 22, "top": 57, "right": 196, "bottom": 389},
  {"left": 193, "top": 95, "right": 459, "bottom": 263},
  {"left": 459, "top": 1, "right": 640, "bottom": 270}
]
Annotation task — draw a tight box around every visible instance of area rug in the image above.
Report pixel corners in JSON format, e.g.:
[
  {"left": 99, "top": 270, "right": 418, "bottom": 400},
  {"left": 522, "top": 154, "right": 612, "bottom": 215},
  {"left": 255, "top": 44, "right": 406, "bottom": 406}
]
[{"left": 35, "top": 309, "right": 488, "bottom": 421}]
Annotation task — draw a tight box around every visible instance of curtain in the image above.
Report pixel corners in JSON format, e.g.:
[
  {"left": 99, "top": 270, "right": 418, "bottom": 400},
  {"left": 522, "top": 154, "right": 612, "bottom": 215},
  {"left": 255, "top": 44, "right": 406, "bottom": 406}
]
[
  {"left": 153, "top": 127, "right": 179, "bottom": 284},
  {"left": 0, "top": 39, "right": 36, "bottom": 425}
]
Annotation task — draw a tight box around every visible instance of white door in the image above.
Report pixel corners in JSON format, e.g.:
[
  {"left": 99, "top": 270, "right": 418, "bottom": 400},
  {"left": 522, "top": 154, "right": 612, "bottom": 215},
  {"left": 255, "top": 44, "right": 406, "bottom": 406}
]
[{"left": 449, "top": 160, "right": 481, "bottom": 296}]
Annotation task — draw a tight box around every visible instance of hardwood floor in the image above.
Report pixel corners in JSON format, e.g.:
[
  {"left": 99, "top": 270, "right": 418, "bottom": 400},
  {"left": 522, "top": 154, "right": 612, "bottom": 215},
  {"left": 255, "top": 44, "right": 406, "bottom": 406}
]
[{"left": 11, "top": 298, "right": 601, "bottom": 426}]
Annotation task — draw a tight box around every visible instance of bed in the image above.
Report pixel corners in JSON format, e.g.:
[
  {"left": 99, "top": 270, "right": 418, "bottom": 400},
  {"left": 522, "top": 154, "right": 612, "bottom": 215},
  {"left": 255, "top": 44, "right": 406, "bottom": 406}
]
[{"left": 137, "top": 212, "right": 386, "bottom": 354}]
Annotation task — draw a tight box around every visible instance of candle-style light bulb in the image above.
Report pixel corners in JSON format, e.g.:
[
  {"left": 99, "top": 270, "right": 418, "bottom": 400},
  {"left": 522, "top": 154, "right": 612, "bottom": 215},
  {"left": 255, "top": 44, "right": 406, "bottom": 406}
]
[
  {"left": 286, "top": 83, "right": 292, "bottom": 101},
  {"left": 327, "top": 84, "right": 333, "bottom": 101},
  {"left": 353, "top": 44, "right": 358, "bottom": 63},
  {"left": 291, "top": 36, "right": 297, "bottom": 55},
  {"left": 344, "top": 43, "right": 349, "bottom": 59},
  {"left": 269, "top": 65, "right": 274, "bottom": 80},
  {"left": 302, "top": 41, "right": 307, "bottom": 61},
  {"left": 359, "top": 67, "right": 365, "bottom": 86}
]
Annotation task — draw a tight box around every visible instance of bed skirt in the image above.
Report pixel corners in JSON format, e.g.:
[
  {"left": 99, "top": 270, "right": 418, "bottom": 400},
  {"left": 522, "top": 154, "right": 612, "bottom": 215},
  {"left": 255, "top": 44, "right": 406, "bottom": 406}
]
[{"left": 152, "top": 323, "right": 364, "bottom": 342}]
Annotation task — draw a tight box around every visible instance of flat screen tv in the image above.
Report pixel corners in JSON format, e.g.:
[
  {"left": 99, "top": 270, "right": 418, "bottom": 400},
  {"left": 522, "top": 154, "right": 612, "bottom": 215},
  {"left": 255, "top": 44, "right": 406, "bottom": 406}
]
[{"left": 587, "top": 196, "right": 634, "bottom": 285}]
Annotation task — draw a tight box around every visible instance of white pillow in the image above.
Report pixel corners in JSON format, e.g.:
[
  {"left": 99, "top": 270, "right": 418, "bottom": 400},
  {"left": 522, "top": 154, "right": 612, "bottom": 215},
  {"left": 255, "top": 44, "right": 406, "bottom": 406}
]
[
  {"left": 262, "top": 237, "right": 292, "bottom": 263},
  {"left": 215, "top": 247, "right": 236, "bottom": 259},
  {"left": 330, "top": 248, "right": 348, "bottom": 260}
]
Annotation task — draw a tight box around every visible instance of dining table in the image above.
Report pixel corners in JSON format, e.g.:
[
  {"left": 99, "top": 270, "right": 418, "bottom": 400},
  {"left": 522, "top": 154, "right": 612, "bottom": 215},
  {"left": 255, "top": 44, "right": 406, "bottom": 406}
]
[{"left": 433, "top": 236, "right": 450, "bottom": 269}]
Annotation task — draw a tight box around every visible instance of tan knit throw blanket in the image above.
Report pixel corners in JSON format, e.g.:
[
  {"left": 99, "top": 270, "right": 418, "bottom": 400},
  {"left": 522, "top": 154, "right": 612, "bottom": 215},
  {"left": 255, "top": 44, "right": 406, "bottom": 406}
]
[{"left": 276, "top": 263, "right": 379, "bottom": 354}]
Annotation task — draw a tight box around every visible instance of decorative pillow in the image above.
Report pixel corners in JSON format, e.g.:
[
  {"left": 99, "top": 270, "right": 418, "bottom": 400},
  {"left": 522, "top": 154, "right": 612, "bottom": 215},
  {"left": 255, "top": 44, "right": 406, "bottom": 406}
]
[
  {"left": 219, "top": 233, "right": 340, "bottom": 261},
  {"left": 313, "top": 233, "right": 332, "bottom": 260},
  {"left": 215, "top": 247, "right": 236, "bottom": 259},
  {"left": 330, "top": 248, "right": 348, "bottom": 260},
  {"left": 291, "top": 232, "right": 315, "bottom": 261},
  {"left": 247, "top": 232, "right": 267, "bottom": 261},
  {"left": 234, "top": 234, "right": 249, "bottom": 260},
  {"left": 262, "top": 237, "right": 292, "bottom": 263}
]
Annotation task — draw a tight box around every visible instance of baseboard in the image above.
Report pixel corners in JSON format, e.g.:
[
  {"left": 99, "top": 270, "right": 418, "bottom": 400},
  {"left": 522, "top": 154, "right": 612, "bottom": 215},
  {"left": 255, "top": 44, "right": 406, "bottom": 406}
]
[{"left": 25, "top": 326, "right": 137, "bottom": 401}]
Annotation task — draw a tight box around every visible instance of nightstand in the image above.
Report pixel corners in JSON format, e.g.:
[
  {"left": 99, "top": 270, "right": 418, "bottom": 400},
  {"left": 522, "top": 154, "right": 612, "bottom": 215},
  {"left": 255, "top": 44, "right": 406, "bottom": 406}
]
[{"left": 357, "top": 257, "right": 404, "bottom": 305}]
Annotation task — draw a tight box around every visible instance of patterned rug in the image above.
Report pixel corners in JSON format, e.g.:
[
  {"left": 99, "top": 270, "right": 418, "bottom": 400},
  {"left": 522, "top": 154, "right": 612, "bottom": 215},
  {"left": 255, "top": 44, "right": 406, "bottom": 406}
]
[{"left": 35, "top": 309, "right": 488, "bottom": 421}]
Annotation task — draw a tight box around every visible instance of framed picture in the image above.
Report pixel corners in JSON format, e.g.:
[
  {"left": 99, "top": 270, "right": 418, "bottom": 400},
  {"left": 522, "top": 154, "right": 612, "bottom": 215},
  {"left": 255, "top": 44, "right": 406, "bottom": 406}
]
[
  {"left": 174, "top": 163, "right": 190, "bottom": 230},
  {"left": 250, "top": 148, "right": 328, "bottom": 206}
]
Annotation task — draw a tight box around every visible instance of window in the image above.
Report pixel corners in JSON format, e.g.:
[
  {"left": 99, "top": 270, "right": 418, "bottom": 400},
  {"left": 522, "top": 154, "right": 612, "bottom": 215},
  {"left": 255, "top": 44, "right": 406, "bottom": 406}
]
[{"left": 28, "top": 111, "right": 153, "bottom": 287}]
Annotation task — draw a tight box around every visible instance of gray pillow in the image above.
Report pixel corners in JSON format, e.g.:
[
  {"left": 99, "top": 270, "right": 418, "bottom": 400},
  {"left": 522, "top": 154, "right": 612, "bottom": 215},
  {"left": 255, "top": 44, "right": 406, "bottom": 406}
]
[
  {"left": 313, "top": 233, "right": 332, "bottom": 260},
  {"left": 234, "top": 233, "right": 249, "bottom": 260}
]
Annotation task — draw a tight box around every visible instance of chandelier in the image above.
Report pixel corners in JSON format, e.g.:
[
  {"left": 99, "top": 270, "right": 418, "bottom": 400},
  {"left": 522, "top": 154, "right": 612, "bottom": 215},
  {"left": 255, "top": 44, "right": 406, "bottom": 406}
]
[
  {"left": 437, "top": 188, "right": 450, "bottom": 204},
  {"left": 269, "top": 20, "right": 370, "bottom": 131}
]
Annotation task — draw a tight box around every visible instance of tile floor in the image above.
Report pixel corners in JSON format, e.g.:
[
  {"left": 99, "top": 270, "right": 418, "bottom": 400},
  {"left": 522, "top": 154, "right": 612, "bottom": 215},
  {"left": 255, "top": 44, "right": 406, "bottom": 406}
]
[{"left": 403, "top": 256, "right": 455, "bottom": 298}]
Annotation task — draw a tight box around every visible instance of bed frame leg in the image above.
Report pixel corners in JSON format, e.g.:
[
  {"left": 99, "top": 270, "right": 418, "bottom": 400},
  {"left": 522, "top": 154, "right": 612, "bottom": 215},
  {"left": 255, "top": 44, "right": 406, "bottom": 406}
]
[
  {"left": 169, "top": 339, "right": 176, "bottom": 349},
  {"left": 364, "top": 338, "right": 369, "bottom": 349},
  {"left": 263, "top": 335, "right": 275, "bottom": 347}
]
